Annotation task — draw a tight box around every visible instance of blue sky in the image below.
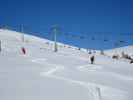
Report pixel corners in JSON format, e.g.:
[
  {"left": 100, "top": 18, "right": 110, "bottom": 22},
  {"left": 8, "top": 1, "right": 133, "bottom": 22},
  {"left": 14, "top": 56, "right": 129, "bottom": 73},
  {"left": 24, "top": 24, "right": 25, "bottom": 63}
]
[
  {"left": 0, "top": 0, "right": 133, "bottom": 33},
  {"left": 0, "top": 0, "right": 133, "bottom": 49}
]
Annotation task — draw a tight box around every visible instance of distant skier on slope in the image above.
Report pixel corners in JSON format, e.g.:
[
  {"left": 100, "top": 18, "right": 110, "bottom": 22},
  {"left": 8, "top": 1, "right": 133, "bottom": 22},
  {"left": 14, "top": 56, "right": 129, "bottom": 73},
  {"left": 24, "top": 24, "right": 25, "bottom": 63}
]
[
  {"left": 21, "top": 47, "right": 26, "bottom": 55},
  {"left": 90, "top": 55, "right": 95, "bottom": 64},
  {"left": 130, "top": 59, "right": 133, "bottom": 64}
]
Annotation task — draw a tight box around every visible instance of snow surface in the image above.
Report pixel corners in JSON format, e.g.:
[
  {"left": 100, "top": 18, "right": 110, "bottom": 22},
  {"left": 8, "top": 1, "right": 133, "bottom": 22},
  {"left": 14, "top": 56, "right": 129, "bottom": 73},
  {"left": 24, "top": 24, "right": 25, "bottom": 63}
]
[{"left": 0, "top": 29, "right": 133, "bottom": 100}]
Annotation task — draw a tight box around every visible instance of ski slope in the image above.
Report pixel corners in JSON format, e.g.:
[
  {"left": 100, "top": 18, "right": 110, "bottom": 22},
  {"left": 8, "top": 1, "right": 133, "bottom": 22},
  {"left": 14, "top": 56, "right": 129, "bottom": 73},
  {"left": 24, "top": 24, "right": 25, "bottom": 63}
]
[{"left": 0, "top": 29, "right": 133, "bottom": 100}]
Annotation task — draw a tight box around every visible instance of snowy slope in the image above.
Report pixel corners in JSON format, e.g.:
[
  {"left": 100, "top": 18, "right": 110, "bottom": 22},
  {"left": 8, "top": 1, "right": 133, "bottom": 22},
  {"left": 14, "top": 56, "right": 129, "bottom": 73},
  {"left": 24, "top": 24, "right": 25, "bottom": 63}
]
[
  {"left": 0, "top": 29, "right": 133, "bottom": 100},
  {"left": 105, "top": 46, "right": 133, "bottom": 56}
]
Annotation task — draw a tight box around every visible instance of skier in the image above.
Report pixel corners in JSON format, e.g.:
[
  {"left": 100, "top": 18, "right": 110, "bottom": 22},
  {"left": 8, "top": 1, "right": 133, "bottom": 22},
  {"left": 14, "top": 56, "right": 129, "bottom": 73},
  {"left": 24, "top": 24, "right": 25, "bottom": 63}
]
[
  {"left": 90, "top": 55, "right": 95, "bottom": 64},
  {"left": 21, "top": 47, "right": 26, "bottom": 55},
  {"left": 130, "top": 59, "right": 133, "bottom": 64}
]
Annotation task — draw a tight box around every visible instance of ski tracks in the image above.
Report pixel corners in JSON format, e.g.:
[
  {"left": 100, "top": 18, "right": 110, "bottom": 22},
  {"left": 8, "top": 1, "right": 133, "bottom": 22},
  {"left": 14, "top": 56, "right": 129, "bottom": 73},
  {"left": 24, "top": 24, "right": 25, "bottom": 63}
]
[{"left": 31, "top": 57, "right": 102, "bottom": 100}]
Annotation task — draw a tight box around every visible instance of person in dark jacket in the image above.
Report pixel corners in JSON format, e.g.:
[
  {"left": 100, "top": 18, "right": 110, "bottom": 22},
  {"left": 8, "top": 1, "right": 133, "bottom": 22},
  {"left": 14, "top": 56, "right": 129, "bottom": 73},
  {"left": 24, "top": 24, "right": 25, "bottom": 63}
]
[
  {"left": 130, "top": 59, "right": 133, "bottom": 64},
  {"left": 90, "top": 55, "right": 95, "bottom": 64}
]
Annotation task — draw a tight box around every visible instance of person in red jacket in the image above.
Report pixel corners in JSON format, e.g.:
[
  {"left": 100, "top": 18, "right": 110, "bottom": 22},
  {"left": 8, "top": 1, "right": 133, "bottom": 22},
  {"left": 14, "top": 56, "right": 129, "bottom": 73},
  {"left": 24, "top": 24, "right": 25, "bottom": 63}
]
[{"left": 21, "top": 47, "right": 26, "bottom": 55}]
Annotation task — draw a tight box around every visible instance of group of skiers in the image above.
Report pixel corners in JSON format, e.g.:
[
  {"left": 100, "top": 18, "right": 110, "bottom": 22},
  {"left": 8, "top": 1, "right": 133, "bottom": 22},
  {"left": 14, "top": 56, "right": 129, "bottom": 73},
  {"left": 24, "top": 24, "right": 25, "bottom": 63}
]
[{"left": 89, "top": 52, "right": 133, "bottom": 64}]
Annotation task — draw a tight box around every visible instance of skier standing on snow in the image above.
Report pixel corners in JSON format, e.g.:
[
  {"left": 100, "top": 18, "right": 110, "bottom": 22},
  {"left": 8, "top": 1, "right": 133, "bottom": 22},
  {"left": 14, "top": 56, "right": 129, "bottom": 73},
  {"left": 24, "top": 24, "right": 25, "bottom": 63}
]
[{"left": 90, "top": 55, "right": 95, "bottom": 64}]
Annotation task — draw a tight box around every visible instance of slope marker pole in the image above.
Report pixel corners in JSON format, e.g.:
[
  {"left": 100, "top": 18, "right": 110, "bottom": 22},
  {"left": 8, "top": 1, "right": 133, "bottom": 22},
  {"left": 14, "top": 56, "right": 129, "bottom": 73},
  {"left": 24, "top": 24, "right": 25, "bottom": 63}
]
[
  {"left": 20, "top": 24, "right": 24, "bottom": 42},
  {"left": 96, "top": 87, "right": 102, "bottom": 100},
  {"left": 0, "top": 40, "right": 1, "bottom": 52}
]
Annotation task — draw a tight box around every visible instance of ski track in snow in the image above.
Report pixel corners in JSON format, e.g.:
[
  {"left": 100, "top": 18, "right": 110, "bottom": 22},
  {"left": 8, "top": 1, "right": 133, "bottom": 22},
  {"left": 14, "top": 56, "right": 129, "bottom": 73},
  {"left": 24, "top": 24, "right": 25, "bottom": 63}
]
[
  {"left": 40, "top": 63, "right": 127, "bottom": 100},
  {"left": 77, "top": 64, "right": 133, "bottom": 81},
  {"left": 77, "top": 64, "right": 103, "bottom": 72},
  {"left": 40, "top": 67, "right": 100, "bottom": 100},
  {"left": 31, "top": 58, "right": 47, "bottom": 64},
  {"left": 31, "top": 58, "right": 101, "bottom": 100},
  {"left": 31, "top": 58, "right": 127, "bottom": 100}
]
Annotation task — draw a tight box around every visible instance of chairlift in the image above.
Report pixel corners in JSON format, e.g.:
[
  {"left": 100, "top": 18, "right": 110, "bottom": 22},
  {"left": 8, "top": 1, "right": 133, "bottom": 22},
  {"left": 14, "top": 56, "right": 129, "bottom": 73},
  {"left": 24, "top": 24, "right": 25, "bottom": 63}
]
[
  {"left": 65, "top": 33, "right": 85, "bottom": 40},
  {"left": 104, "top": 39, "right": 108, "bottom": 42},
  {"left": 71, "top": 34, "right": 75, "bottom": 38},
  {"left": 91, "top": 37, "right": 95, "bottom": 40},
  {"left": 79, "top": 36, "right": 85, "bottom": 39},
  {"left": 119, "top": 40, "right": 125, "bottom": 43},
  {"left": 114, "top": 42, "right": 119, "bottom": 46}
]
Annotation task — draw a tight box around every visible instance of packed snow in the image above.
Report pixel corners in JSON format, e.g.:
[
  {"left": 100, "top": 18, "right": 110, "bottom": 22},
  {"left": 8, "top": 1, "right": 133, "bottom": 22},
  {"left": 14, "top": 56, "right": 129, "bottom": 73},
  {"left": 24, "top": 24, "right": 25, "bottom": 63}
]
[{"left": 0, "top": 29, "right": 133, "bottom": 100}]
